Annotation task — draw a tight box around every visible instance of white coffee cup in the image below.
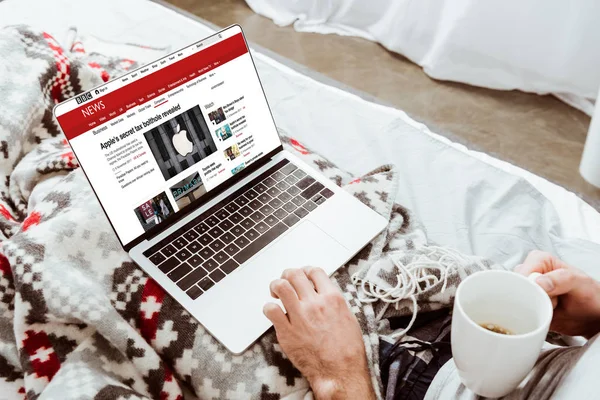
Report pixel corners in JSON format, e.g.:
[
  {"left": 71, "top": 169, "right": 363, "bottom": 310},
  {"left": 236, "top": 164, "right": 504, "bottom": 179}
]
[{"left": 451, "top": 270, "right": 553, "bottom": 398}]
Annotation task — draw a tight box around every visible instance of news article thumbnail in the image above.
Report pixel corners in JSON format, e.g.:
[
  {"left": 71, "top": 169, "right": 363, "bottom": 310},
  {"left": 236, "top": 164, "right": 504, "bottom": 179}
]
[
  {"left": 231, "top": 163, "right": 245, "bottom": 175},
  {"left": 144, "top": 105, "right": 217, "bottom": 181},
  {"left": 169, "top": 171, "right": 207, "bottom": 209},
  {"left": 215, "top": 124, "right": 233, "bottom": 142},
  {"left": 208, "top": 107, "right": 226, "bottom": 125},
  {"left": 134, "top": 191, "right": 175, "bottom": 231},
  {"left": 223, "top": 143, "right": 241, "bottom": 161}
]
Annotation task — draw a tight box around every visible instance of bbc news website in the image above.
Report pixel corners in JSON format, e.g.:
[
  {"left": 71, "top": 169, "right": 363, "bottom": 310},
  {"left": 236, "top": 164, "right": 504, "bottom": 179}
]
[{"left": 55, "top": 30, "right": 281, "bottom": 246}]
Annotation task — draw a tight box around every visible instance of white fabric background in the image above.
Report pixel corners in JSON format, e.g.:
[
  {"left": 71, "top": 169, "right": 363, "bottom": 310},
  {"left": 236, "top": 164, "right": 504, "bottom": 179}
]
[
  {"left": 246, "top": 0, "right": 600, "bottom": 113},
  {"left": 2, "top": 0, "right": 599, "bottom": 280}
]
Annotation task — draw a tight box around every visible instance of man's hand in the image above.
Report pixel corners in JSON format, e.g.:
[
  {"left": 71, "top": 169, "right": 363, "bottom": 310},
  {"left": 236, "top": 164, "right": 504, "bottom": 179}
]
[
  {"left": 263, "top": 267, "right": 376, "bottom": 400},
  {"left": 515, "top": 250, "right": 600, "bottom": 338}
]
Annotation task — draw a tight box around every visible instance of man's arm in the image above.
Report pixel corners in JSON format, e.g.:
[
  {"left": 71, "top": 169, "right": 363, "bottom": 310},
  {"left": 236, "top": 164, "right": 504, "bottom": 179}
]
[{"left": 263, "top": 267, "right": 376, "bottom": 400}]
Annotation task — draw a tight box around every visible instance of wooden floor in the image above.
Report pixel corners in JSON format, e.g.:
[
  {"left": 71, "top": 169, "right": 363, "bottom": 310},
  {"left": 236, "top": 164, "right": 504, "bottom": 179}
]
[{"left": 166, "top": 0, "right": 600, "bottom": 209}]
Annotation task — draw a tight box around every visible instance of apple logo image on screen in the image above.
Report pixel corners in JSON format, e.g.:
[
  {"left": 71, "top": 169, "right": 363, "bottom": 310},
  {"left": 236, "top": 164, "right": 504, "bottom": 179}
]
[{"left": 172, "top": 124, "right": 193, "bottom": 156}]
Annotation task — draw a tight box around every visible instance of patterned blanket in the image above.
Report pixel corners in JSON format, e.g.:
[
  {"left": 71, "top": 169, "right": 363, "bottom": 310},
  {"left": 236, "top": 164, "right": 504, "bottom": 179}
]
[{"left": 0, "top": 26, "right": 494, "bottom": 399}]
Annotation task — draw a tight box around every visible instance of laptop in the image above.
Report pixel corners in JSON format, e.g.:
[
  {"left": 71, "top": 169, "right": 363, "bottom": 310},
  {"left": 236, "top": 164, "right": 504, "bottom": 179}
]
[{"left": 54, "top": 25, "right": 387, "bottom": 354}]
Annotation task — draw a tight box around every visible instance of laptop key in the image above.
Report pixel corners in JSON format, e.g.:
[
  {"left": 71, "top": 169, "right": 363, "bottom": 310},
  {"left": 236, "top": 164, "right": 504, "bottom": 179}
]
[
  {"left": 312, "top": 194, "right": 326, "bottom": 205},
  {"left": 220, "top": 232, "right": 235, "bottom": 244},
  {"left": 209, "top": 239, "right": 225, "bottom": 252},
  {"left": 204, "top": 215, "right": 220, "bottom": 227},
  {"left": 199, "top": 247, "right": 215, "bottom": 259},
  {"left": 280, "top": 163, "right": 297, "bottom": 176},
  {"left": 210, "top": 269, "right": 226, "bottom": 283},
  {"left": 202, "top": 258, "right": 219, "bottom": 272},
  {"left": 259, "top": 204, "right": 274, "bottom": 216},
  {"left": 294, "top": 207, "right": 309, "bottom": 219},
  {"left": 239, "top": 206, "right": 253, "bottom": 217},
  {"left": 230, "top": 225, "right": 245, "bottom": 237},
  {"left": 249, "top": 211, "right": 265, "bottom": 223},
  {"left": 266, "top": 186, "right": 281, "bottom": 198},
  {"left": 224, "top": 243, "right": 240, "bottom": 257},
  {"left": 234, "top": 223, "right": 288, "bottom": 264},
  {"left": 234, "top": 235, "right": 250, "bottom": 249},
  {"left": 209, "top": 226, "right": 224, "bottom": 239},
  {"left": 186, "top": 285, "right": 203, "bottom": 299},
  {"left": 287, "top": 186, "right": 301, "bottom": 196},
  {"left": 273, "top": 208, "right": 288, "bottom": 220},
  {"left": 265, "top": 214, "right": 279, "bottom": 226},
  {"left": 216, "top": 209, "right": 229, "bottom": 220},
  {"left": 158, "top": 257, "right": 179, "bottom": 274},
  {"left": 168, "top": 263, "right": 192, "bottom": 282},
  {"left": 285, "top": 175, "right": 299, "bottom": 185},
  {"left": 176, "top": 248, "right": 192, "bottom": 262},
  {"left": 291, "top": 196, "right": 305, "bottom": 206},
  {"left": 186, "top": 240, "right": 201, "bottom": 254},
  {"left": 235, "top": 195, "right": 249, "bottom": 206},
  {"left": 278, "top": 192, "right": 292, "bottom": 202},
  {"left": 177, "top": 267, "right": 207, "bottom": 290},
  {"left": 229, "top": 212, "right": 243, "bottom": 224},
  {"left": 183, "top": 230, "right": 199, "bottom": 242},
  {"left": 301, "top": 182, "right": 325, "bottom": 200},
  {"left": 276, "top": 181, "right": 290, "bottom": 191},
  {"left": 198, "top": 234, "right": 213, "bottom": 246},
  {"left": 225, "top": 202, "right": 239, "bottom": 213},
  {"left": 195, "top": 223, "right": 209, "bottom": 235},
  {"left": 257, "top": 193, "right": 272, "bottom": 204},
  {"left": 160, "top": 244, "right": 177, "bottom": 257},
  {"left": 218, "top": 219, "right": 234, "bottom": 231},
  {"left": 254, "top": 182, "right": 267, "bottom": 193},
  {"left": 255, "top": 221, "right": 270, "bottom": 234},
  {"left": 187, "top": 254, "right": 203, "bottom": 268},
  {"left": 321, "top": 188, "right": 335, "bottom": 199},
  {"left": 283, "top": 213, "right": 300, "bottom": 227},
  {"left": 245, "top": 228, "right": 259, "bottom": 241},
  {"left": 245, "top": 189, "right": 258, "bottom": 200},
  {"left": 283, "top": 202, "right": 297, "bottom": 213},
  {"left": 293, "top": 169, "right": 307, "bottom": 179},
  {"left": 172, "top": 237, "right": 188, "bottom": 249},
  {"left": 263, "top": 176, "right": 277, "bottom": 187},
  {"left": 213, "top": 251, "right": 229, "bottom": 264},
  {"left": 248, "top": 199, "right": 262, "bottom": 210},
  {"left": 296, "top": 176, "right": 316, "bottom": 190},
  {"left": 271, "top": 171, "right": 285, "bottom": 181},
  {"left": 221, "top": 259, "right": 240, "bottom": 274},
  {"left": 241, "top": 218, "right": 255, "bottom": 229},
  {"left": 303, "top": 201, "right": 317, "bottom": 212},
  {"left": 269, "top": 197, "right": 283, "bottom": 209},
  {"left": 149, "top": 252, "right": 166, "bottom": 265},
  {"left": 198, "top": 277, "right": 215, "bottom": 292}
]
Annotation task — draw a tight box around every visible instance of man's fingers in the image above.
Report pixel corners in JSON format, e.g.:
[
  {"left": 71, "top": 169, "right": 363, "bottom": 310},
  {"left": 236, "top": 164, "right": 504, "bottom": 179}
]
[
  {"left": 263, "top": 302, "right": 289, "bottom": 331},
  {"left": 535, "top": 268, "right": 579, "bottom": 297},
  {"left": 303, "top": 267, "right": 334, "bottom": 294},
  {"left": 515, "top": 250, "right": 569, "bottom": 276},
  {"left": 270, "top": 279, "right": 300, "bottom": 313},
  {"left": 282, "top": 268, "right": 316, "bottom": 300}
]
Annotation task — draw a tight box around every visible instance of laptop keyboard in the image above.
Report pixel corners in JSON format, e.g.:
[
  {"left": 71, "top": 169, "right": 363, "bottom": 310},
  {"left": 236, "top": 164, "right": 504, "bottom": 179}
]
[{"left": 142, "top": 159, "right": 335, "bottom": 300}]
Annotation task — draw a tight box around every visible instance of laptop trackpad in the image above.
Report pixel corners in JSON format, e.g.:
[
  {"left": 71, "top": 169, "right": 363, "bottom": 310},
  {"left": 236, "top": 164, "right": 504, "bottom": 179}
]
[
  {"left": 243, "top": 220, "right": 350, "bottom": 277},
  {"left": 203, "top": 221, "right": 350, "bottom": 352}
]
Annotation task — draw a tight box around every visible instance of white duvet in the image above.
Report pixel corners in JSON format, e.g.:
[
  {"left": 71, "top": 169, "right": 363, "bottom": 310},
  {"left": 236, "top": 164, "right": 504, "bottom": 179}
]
[
  {"left": 2, "top": 0, "right": 599, "bottom": 279},
  {"left": 245, "top": 0, "right": 600, "bottom": 113}
]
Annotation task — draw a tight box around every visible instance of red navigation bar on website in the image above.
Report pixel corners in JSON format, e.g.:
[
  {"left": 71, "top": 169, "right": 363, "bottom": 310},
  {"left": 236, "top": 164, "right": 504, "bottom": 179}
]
[{"left": 57, "top": 33, "right": 248, "bottom": 140}]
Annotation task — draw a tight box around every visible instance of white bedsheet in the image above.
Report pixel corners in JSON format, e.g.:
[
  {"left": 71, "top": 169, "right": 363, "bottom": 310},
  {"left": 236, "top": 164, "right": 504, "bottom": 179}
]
[{"left": 2, "top": 0, "right": 599, "bottom": 278}]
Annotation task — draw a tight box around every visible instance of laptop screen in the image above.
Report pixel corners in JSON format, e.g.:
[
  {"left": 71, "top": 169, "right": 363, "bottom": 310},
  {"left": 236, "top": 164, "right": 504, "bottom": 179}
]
[{"left": 55, "top": 25, "right": 281, "bottom": 247}]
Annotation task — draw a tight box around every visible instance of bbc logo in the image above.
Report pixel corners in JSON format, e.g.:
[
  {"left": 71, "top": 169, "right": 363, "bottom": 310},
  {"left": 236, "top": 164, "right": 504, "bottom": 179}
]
[{"left": 75, "top": 92, "right": 93, "bottom": 104}]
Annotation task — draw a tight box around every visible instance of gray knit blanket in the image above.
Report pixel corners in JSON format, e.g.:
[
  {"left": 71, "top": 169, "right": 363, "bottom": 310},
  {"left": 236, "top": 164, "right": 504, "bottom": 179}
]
[{"left": 0, "top": 26, "right": 494, "bottom": 399}]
